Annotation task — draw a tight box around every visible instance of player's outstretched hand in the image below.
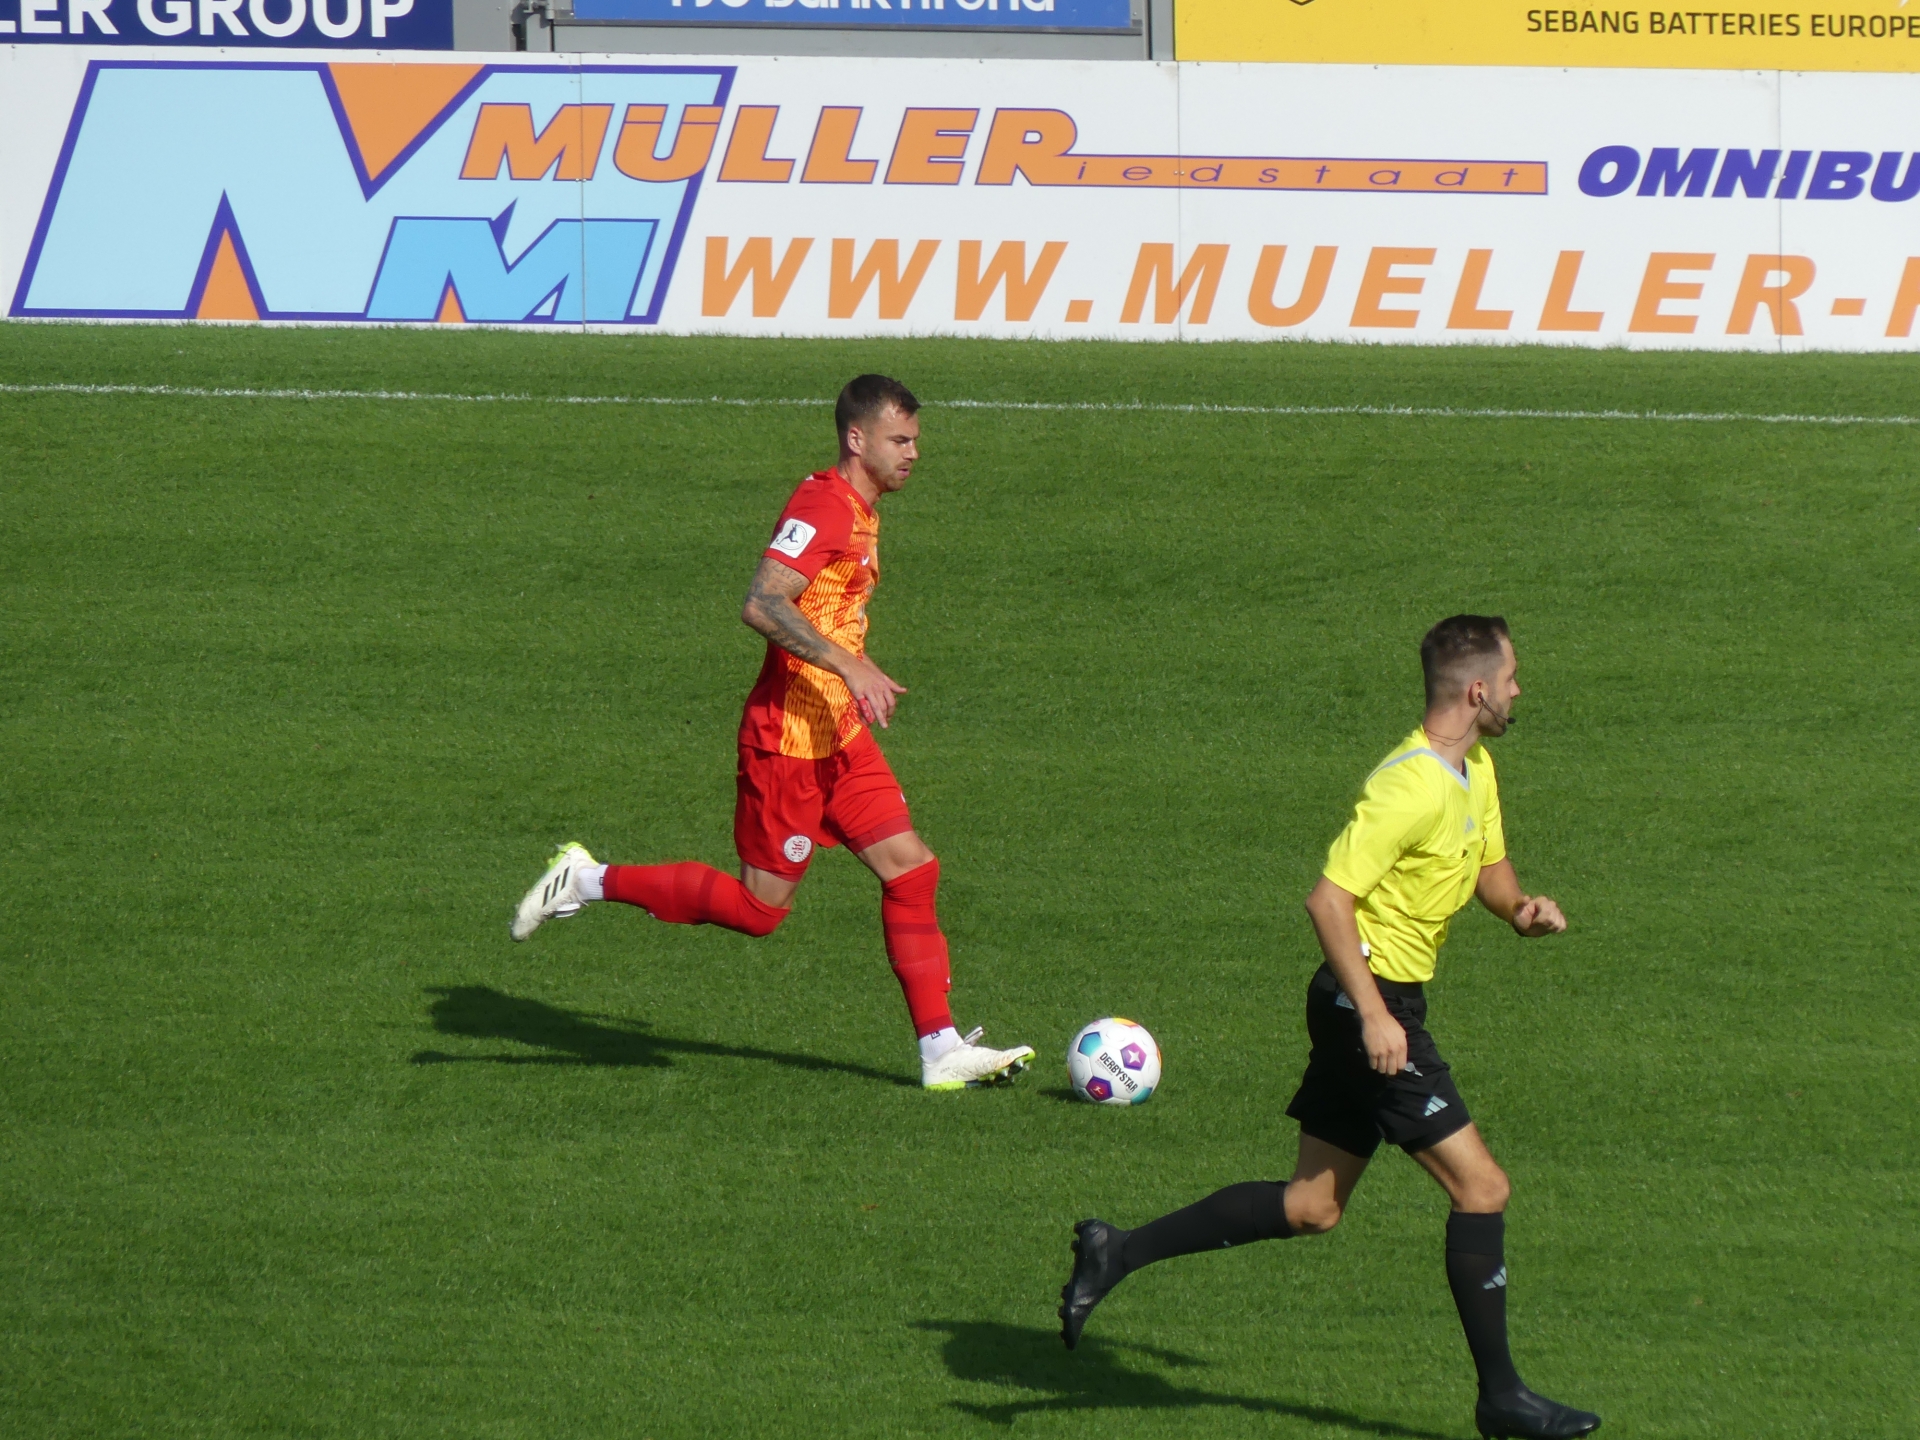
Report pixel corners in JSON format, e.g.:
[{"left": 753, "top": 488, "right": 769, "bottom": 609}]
[
  {"left": 1511, "top": 894, "right": 1567, "bottom": 937},
  {"left": 843, "top": 656, "right": 908, "bottom": 729},
  {"left": 1361, "top": 1012, "right": 1408, "bottom": 1076}
]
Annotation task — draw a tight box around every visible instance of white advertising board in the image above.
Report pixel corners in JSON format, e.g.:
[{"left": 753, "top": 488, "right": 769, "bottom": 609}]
[{"left": 4, "top": 45, "right": 1920, "bottom": 349}]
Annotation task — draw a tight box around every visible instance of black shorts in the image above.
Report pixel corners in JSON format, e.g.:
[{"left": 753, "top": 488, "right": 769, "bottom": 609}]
[{"left": 1284, "top": 962, "right": 1473, "bottom": 1160}]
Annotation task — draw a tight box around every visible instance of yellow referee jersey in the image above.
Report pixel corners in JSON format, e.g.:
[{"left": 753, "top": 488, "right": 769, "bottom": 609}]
[{"left": 1322, "top": 727, "right": 1508, "bottom": 985}]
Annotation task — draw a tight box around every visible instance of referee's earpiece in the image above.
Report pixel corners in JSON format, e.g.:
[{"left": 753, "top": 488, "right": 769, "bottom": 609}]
[{"left": 1475, "top": 690, "right": 1516, "bottom": 734}]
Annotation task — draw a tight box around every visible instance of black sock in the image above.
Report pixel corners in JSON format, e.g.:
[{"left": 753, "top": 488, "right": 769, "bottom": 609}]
[
  {"left": 1119, "top": 1181, "right": 1294, "bottom": 1273},
  {"left": 1445, "top": 1211, "right": 1522, "bottom": 1397}
]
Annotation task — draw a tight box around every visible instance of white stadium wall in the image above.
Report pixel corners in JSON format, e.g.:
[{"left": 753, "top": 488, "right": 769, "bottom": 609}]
[{"left": 5, "top": 45, "right": 1920, "bottom": 349}]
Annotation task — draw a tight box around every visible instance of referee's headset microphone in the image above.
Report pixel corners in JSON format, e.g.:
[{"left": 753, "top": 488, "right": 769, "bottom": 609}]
[
  {"left": 1428, "top": 683, "right": 1515, "bottom": 748},
  {"left": 1475, "top": 691, "right": 1516, "bottom": 736}
]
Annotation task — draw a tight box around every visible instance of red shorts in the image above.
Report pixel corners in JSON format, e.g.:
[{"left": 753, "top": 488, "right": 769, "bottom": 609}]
[{"left": 734, "top": 729, "right": 915, "bottom": 879}]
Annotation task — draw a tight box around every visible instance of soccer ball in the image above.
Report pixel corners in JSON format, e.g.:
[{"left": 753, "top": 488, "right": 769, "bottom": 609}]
[{"left": 1067, "top": 1018, "right": 1161, "bottom": 1106}]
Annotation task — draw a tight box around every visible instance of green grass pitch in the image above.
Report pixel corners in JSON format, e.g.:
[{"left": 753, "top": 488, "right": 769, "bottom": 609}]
[{"left": 1, "top": 323, "right": 1915, "bottom": 1439}]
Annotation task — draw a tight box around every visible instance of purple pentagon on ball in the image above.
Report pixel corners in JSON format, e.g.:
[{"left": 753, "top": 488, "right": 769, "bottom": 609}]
[
  {"left": 1085, "top": 1077, "right": 1113, "bottom": 1101},
  {"left": 1120, "top": 1043, "right": 1147, "bottom": 1071}
]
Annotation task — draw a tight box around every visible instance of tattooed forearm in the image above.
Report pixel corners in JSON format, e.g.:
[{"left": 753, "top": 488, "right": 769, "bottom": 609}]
[
  {"left": 742, "top": 558, "right": 846, "bottom": 673},
  {"left": 754, "top": 593, "right": 844, "bottom": 670}
]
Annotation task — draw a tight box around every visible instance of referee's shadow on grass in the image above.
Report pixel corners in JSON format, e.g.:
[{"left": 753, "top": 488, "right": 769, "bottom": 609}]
[
  {"left": 409, "top": 985, "right": 913, "bottom": 1088},
  {"left": 915, "top": 1321, "right": 1460, "bottom": 1439}
]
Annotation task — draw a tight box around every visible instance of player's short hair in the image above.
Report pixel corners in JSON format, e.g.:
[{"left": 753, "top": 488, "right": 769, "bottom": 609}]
[
  {"left": 835, "top": 374, "right": 920, "bottom": 442},
  {"left": 1420, "top": 615, "right": 1511, "bottom": 707}
]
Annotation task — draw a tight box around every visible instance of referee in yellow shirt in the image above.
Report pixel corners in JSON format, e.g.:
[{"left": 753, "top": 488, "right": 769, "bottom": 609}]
[{"left": 1058, "top": 616, "right": 1600, "bottom": 1440}]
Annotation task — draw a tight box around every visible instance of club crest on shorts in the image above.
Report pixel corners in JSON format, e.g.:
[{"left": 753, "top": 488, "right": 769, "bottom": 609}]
[{"left": 783, "top": 834, "right": 813, "bottom": 863}]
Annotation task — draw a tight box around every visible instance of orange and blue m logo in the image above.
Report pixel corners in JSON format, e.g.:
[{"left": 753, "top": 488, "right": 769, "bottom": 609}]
[{"left": 11, "top": 60, "right": 731, "bottom": 323}]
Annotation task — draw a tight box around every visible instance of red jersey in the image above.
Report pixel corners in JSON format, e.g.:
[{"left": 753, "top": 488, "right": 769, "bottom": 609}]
[{"left": 739, "top": 470, "right": 880, "bottom": 760}]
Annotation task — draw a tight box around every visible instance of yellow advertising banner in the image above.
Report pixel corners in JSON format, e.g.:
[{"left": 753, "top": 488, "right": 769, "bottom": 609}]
[{"left": 1176, "top": 0, "right": 1920, "bottom": 71}]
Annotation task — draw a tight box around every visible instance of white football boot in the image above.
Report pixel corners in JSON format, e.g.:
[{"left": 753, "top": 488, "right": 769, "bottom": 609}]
[
  {"left": 922, "top": 1027, "right": 1037, "bottom": 1091},
  {"left": 510, "top": 841, "right": 597, "bottom": 942}
]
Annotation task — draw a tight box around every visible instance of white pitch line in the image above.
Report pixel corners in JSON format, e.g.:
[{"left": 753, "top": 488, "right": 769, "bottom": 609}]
[
  {"left": 1, "top": 380, "right": 1916, "bottom": 428},
  {"left": 0, "top": 381, "right": 807, "bottom": 408}
]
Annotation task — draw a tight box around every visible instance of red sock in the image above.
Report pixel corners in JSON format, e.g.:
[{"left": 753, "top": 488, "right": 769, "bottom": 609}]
[
  {"left": 881, "top": 858, "right": 955, "bottom": 1038},
  {"left": 602, "top": 862, "right": 787, "bottom": 938}
]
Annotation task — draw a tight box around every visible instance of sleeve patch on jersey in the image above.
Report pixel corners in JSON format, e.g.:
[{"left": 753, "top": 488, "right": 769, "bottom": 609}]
[{"left": 769, "top": 519, "right": 817, "bottom": 559}]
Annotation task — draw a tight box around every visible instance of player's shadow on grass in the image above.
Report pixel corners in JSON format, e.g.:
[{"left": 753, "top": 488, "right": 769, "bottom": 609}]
[
  {"left": 916, "top": 1321, "right": 1458, "bottom": 1439},
  {"left": 410, "top": 986, "right": 912, "bottom": 1087}
]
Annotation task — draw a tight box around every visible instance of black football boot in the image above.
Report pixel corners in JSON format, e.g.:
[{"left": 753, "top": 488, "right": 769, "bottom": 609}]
[
  {"left": 1475, "top": 1384, "right": 1601, "bottom": 1438},
  {"left": 1057, "top": 1218, "right": 1128, "bottom": 1350}
]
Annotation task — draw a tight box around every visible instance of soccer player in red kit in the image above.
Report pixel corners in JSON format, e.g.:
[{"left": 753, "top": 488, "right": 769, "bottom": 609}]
[{"left": 509, "top": 375, "right": 1036, "bottom": 1091}]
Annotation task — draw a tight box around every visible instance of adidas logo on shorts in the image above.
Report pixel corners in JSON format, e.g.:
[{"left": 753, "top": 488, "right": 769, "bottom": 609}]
[{"left": 1422, "top": 1094, "right": 1449, "bottom": 1118}]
